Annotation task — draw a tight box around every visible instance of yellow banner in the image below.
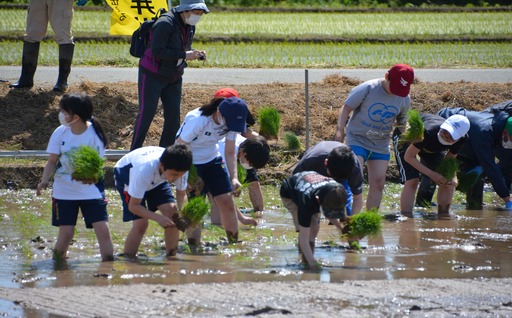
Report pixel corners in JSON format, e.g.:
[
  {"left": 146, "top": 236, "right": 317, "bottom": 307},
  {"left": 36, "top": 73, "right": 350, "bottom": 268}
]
[{"left": 107, "top": 0, "right": 169, "bottom": 35}]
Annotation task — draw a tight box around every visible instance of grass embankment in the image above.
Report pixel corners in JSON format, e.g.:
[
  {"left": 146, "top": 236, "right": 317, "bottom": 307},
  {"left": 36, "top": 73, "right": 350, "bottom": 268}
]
[{"left": 0, "top": 9, "right": 511, "bottom": 68}]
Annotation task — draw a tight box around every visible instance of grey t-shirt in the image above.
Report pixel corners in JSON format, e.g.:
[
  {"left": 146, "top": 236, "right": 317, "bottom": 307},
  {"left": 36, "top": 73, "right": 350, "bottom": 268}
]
[{"left": 345, "top": 78, "right": 411, "bottom": 154}]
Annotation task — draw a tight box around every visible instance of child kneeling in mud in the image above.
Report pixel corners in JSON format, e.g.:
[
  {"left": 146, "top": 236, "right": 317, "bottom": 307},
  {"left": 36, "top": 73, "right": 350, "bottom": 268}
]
[{"left": 280, "top": 171, "right": 347, "bottom": 269}]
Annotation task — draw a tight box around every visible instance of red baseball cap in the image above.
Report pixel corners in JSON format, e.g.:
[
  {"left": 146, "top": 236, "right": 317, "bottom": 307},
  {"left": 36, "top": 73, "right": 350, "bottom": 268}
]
[
  {"left": 387, "top": 64, "right": 414, "bottom": 97},
  {"left": 213, "top": 87, "right": 240, "bottom": 98}
]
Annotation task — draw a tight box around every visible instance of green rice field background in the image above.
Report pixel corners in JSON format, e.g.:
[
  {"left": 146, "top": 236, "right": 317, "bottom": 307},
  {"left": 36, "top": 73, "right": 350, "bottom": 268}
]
[{"left": 0, "top": 8, "right": 511, "bottom": 68}]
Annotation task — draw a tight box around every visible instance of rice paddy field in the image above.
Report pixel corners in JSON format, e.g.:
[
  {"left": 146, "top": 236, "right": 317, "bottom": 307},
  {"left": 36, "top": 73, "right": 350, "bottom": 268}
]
[{"left": 0, "top": 8, "right": 511, "bottom": 68}]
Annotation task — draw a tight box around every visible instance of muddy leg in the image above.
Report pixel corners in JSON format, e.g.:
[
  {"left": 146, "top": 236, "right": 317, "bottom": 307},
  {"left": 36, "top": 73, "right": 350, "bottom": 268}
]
[{"left": 226, "top": 230, "right": 238, "bottom": 244}]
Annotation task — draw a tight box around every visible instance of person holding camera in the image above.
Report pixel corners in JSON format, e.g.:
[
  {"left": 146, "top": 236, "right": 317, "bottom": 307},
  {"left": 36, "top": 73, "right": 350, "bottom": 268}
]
[{"left": 130, "top": 0, "right": 209, "bottom": 151}]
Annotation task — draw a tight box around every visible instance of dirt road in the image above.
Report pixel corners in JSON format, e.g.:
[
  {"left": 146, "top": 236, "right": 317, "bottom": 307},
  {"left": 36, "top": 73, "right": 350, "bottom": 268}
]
[{"left": 1, "top": 278, "right": 512, "bottom": 317}]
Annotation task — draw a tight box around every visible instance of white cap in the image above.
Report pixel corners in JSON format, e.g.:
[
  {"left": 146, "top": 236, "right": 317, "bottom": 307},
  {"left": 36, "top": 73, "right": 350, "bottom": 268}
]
[{"left": 440, "top": 114, "right": 470, "bottom": 140}]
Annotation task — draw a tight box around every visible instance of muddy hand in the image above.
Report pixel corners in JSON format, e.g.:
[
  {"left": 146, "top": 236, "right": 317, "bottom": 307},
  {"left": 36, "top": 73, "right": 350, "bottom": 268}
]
[
  {"left": 232, "top": 178, "right": 242, "bottom": 197},
  {"left": 158, "top": 215, "right": 175, "bottom": 229},
  {"left": 36, "top": 182, "right": 48, "bottom": 196},
  {"left": 240, "top": 215, "right": 257, "bottom": 226}
]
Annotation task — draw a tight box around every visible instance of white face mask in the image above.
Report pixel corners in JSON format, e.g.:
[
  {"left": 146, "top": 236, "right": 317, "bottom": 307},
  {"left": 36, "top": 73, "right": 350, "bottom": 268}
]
[
  {"left": 437, "top": 132, "right": 455, "bottom": 146},
  {"left": 240, "top": 160, "right": 253, "bottom": 170},
  {"left": 59, "top": 112, "right": 70, "bottom": 127},
  {"left": 217, "top": 114, "right": 226, "bottom": 127},
  {"left": 186, "top": 14, "right": 201, "bottom": 25},
  {"left": 503, "top": 139, "right": 512, "bottom": 149}
]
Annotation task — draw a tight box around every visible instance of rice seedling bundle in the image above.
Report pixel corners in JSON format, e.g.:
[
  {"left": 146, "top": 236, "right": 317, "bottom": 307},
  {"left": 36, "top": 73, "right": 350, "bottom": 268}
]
[
  {"left": 69, "top": 145, "right": 105, "bottom": 184},
  {"left": 284, "top": 131, "right": 301, "bottom": 151},
  {"left": 180, "top": 197, "right": 210, "bottom": 227},
  {"left": 342, "top": 210, "right": 382, "bottom": 240},
  {"left": 436, "top": 157, "right": 459, "bottom": 180},
  {"left": 400, "top": 109, "right": 424, "bottom": 144},
  {"left": 258, "top": 106, "right": 281, "bottom": 139},
  {"left": 237, "top": 162, "right": 248, "bottom": 187}
]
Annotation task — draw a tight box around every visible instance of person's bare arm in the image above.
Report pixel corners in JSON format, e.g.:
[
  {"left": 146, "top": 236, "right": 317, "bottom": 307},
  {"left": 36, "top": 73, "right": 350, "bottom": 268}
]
[
  {"left": 224, "top": 139, "right": 241, "bottom": 193},
  {"left": 298, "top": 226, "right": 319, "bottom": 269},
  {"left": 404, "top": 144, "right": 448, "bottom": 185},
  {"left": 128, "top": 197, "right": 175, "bottom": 229},
  {"left": 36, "top": 154, "right": 58, "bottom": 196},
  {"left": 334, "top": 105, "right": 352, "bottom": 142}
]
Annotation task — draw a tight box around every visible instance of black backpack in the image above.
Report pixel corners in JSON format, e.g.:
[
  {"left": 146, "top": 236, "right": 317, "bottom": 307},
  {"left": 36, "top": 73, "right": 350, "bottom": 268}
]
[{"left": 129, "top": 8, "right": 167, "bottom": 58}]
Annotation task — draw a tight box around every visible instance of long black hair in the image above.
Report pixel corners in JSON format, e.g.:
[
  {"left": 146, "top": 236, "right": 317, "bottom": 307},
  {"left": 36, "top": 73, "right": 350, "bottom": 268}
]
[
  {"left": 60, "top": 93, "right": 109, "bottom": 147},
  {"left": 199, "top": 97, "right": 224, "bottom": 116}
]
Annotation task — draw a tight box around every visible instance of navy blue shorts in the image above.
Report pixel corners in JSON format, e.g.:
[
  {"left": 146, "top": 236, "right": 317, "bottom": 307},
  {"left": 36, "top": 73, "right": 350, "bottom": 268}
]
[
  {"left": 52, "top": 197, "right": 108, "bottom": 229},
  {"left": 196, "top": 156, "right": 232, "bottom": 197},
  {"left": 118, "top": 182, "right": 175, "bottom": 222}
]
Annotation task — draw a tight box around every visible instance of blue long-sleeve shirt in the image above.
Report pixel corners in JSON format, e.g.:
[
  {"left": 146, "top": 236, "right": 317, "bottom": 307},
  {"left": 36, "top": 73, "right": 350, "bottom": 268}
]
[{"left": 438, "top": 101, "right": 512, "bottom": 198}]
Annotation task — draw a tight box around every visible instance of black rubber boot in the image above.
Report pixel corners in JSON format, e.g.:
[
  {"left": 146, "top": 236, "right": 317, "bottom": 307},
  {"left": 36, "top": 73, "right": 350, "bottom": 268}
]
[
  {"left": 466, "top": 178, "right": 484, "bottom": 210},
  {"left": 9, "top": 41, "right": 40, "bottom": 89},
  {"left": 53, "top": 43, "right": 75, "bottom": 92}
]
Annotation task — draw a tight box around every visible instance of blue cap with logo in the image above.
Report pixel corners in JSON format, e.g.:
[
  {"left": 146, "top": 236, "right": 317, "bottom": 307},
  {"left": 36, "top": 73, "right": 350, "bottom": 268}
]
[{"left": 218, "top": 97, "right": 248, "bottom": 133}]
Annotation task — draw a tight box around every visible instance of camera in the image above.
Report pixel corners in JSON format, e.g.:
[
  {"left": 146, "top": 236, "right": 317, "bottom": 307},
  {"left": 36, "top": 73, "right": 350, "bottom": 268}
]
[{"left": 198, "top": 53, "right": 205, "bottom": 61}]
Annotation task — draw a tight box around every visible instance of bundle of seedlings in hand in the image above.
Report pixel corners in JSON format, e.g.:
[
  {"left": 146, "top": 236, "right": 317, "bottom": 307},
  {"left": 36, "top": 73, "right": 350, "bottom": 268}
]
[
  {"left": 187, "top": 165, "right": 204, "bottom": 195},
  {"left": 172, "top": 197, "right": 210, "bottom": 232},
  {"left": 400, "top": 109, "right": 424, "bottom": 144},
  {"left": 341, "top": 210, "right": 382, "bottom": 251},
  {"left": 69, "top": 145, "right": 105, "bottom": 184},
  {"left": 436, "top": 157, "right": 459, "bottom": 180},
  {"left": 284, "top": 131, "right": 301, "bottom": 151},
  {"left": 258, "top": 106, "right": 281, "bottom": 140},
  {"left": 237, "top": 162, "right": 248, "bottom": 188}
]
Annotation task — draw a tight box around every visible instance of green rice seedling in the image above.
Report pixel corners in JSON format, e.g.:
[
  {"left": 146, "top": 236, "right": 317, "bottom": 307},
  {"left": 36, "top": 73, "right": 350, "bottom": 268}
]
[
  {"left": 342, "top": 209, "right": 382, "bottom": 251},
  {"left": 237, "top": 162, "right": 248, "bottom": 187},
  {"left": 436, "top": 157, "right": 459, "bottom": 180},
  {"left": 2, "top": 41, "right": 512, "bottom": 68},
  {"left": 4, "top": 10, "right": 512, "bottom": 39},
  {"left": 284, "top": 131, "right": 301, "bottom": 151},
  {"left": 179, "top": 196, "right": 210, "bottom": 229},
  {"left": 400, "top": 110, "right": 424, "bottom": 144},
  {"left": 258, "top": 107, "right": 281, "bottom": 140},
  {"left": 69, "top": 146, "right": 105, "bottom": 184},
  {"left": 343, "top": 210, "right": 382, "bottom": 239},
  {"left": 188, "top": 164, "right": 198, "bottom": 185}
]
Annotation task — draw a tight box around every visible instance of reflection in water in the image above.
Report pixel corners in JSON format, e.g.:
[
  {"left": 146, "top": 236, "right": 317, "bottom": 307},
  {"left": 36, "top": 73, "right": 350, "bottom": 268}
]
[{"left": 0, "top": 187, "right": 512, "bottom": 290}]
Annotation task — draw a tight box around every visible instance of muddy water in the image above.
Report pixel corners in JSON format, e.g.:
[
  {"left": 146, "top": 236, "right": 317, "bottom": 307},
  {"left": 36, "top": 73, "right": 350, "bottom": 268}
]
[{"left": 0, "top": 185, "right": 511, "bottom": 291}]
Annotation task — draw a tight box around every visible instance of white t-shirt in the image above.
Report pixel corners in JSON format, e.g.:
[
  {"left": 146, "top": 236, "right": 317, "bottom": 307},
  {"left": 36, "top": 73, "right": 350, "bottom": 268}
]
[
  {"left": 217, "top": 134, "right": 245, "bottom": 159},
  {"left": 176, "top": 108, "right": 238, "bottom": 164},
  {"left": 114, "top": 146, "right": 167, "bottom": 199},
  {"left": 46, "top": 124, "right": 106, "bottom": 200}
]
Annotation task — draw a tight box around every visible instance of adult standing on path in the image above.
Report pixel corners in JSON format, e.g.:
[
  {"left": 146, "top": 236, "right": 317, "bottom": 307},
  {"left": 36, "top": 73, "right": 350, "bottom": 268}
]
[
  {"left": 9, "top": 0, "right": 87, "bottom": 92},
  {"left": 130, "top": 0, "right": 209, "bottom": 151}
]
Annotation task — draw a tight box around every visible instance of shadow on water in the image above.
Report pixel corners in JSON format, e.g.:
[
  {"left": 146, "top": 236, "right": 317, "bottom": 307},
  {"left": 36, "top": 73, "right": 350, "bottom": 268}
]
[{"left": 0, "top": 184, "right": 511, "bottom": 296}]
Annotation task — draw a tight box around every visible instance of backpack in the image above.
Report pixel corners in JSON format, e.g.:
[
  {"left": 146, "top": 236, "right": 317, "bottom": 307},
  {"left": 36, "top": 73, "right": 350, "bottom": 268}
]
[{"left": 129, "top": 8, "right": 167, "bottom": 58}]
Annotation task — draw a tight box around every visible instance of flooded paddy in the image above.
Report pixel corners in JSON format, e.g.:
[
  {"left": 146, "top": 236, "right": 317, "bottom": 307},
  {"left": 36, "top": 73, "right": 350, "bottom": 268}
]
[
  {"left": 1, "top": 184, "right": 511, "bottom": 291},
  {"left": 1, "top": 184, "right": 512, "bottom": 317}
]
